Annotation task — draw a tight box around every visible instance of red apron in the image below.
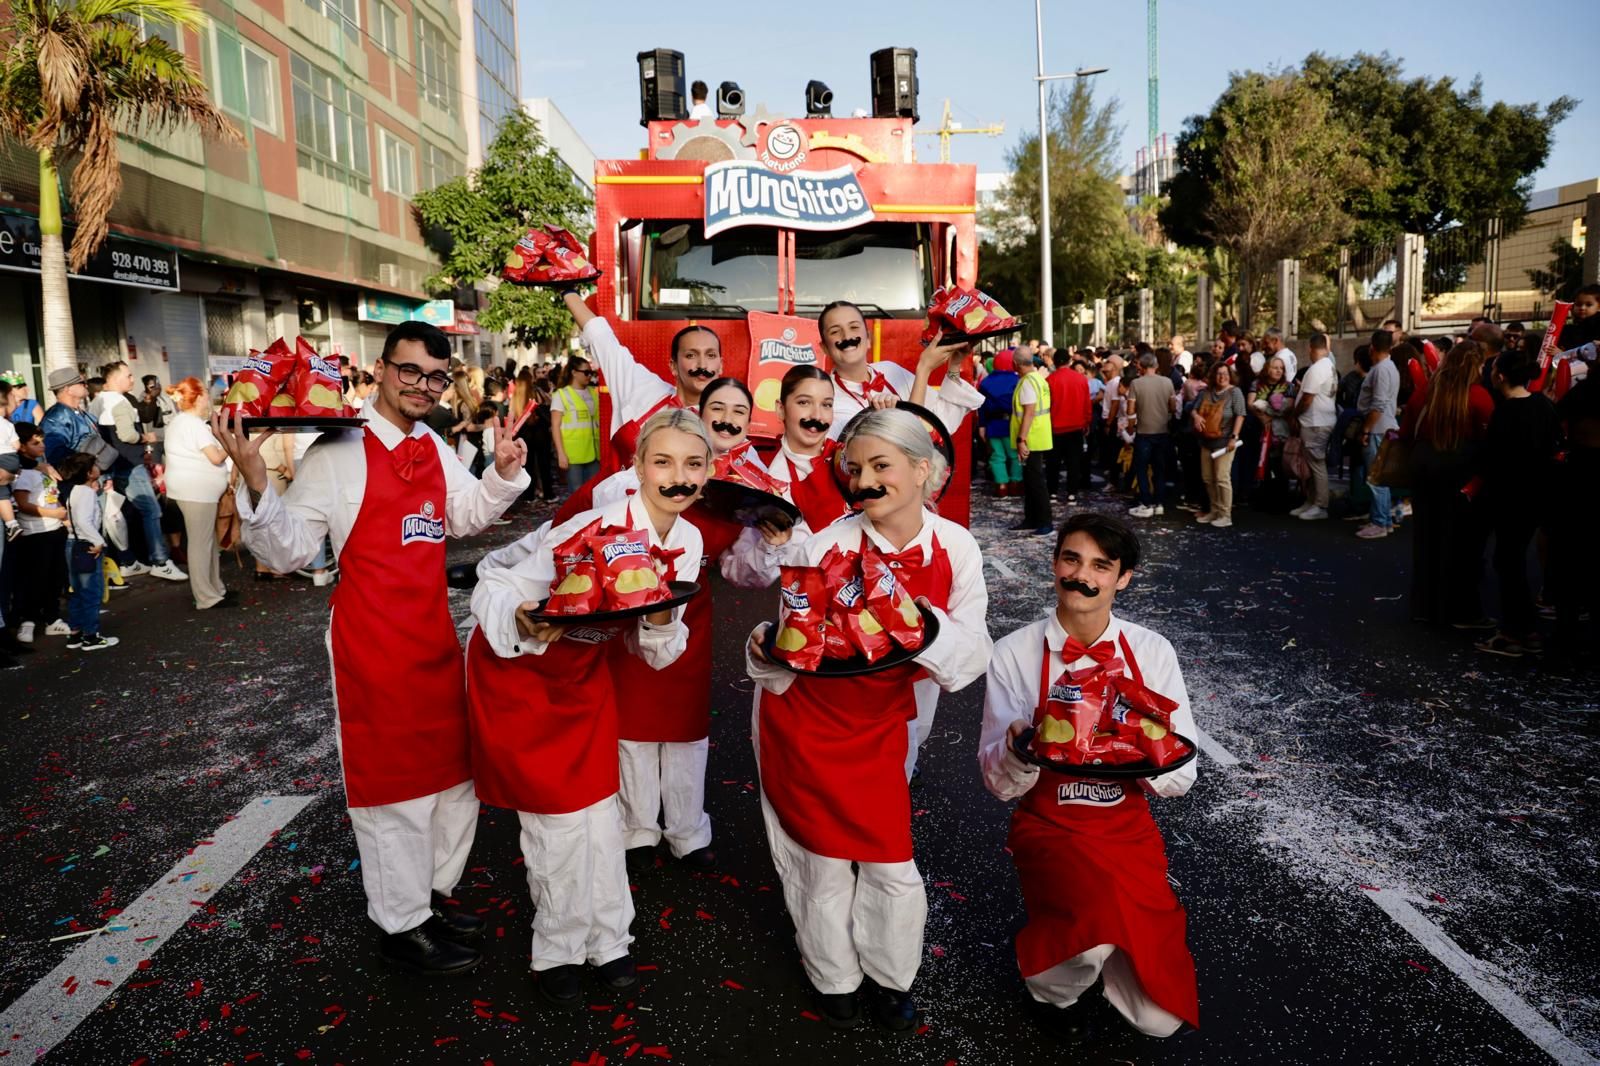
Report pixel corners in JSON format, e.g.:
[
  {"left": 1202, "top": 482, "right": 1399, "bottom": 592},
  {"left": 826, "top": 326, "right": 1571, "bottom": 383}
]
[
  {"left": 1008, "top": 633, "right": 1200, "bottom": 1028},
  {"left": 758, "top": 533, "right": 952, "bottom": 863},
  {"left": 610, "top": 506, "right": 743, "bottom": 743},
  {"left": 786, "top": 441, "right": 852, "bottom": 533},
  {"left": 553, "top": 394, "right": 685, "bottom": 527},
  {"left": 329, "top": 430, "right": 472, "bottom": 808},
  {"left": 466, "top": 624, "right": 623, "bottom": 815}
]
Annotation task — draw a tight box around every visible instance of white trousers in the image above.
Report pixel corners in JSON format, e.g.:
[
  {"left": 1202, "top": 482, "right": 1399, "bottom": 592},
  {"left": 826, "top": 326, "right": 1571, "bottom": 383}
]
[
  {"left": 1025, "top": 943, "right": 1185, "bottom": 1037},
  {"left": 517, "top": 795, "right": 634, "bottom": 971},
  {"left": 346, "top": 780, "right": 478, "bottom": 934},
  {"left": 759, "top": 793, "right": 926, "bottom": 994},
  {"left": 904, "top": 678, "right": 941, "bottom": 778},
  {"left": 618, "top": 738, "right": 712, "bottom": 856}
]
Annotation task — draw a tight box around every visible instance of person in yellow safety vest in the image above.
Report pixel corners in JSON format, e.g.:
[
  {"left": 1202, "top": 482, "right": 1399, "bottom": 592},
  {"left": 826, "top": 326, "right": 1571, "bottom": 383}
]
[
  {"left": 550, "top": 355, "right": 601, "bottom": 493},
  {"left": 1010, "top": 351, "right": 1055, "bottom": 535}
]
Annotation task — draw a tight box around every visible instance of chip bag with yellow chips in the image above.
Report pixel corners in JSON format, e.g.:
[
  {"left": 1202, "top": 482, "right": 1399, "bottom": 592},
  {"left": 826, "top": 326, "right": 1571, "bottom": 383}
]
[
  {"left": 289, "top": 338, "right": 351, "bottom": 418},
  {"left": 817, "top": 545, "right": 891, "bottom": 663},
  {"left": 502, "top": 225, "right": 603, "bottom": 287},
  {"left": 919, "top": 285, "right": 1020, "bottom": 346},
  {"left": 589, "top": 528, "right": 670, "bottom": 611},
  {"left": 221, "top": 339, "right": 297, "bottom": 419},
  {"left": 772, "top": 565, "right": 828, "bottom": 671},
  {"left": 860, "top": 544, "right": 926, "bottom": 653},
  {"left": 544, "top": 518, "right": 605, "bottom": 615}
]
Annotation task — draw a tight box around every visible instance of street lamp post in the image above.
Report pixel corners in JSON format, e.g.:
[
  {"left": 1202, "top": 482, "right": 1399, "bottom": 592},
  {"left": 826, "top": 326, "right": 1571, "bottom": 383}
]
[{"left": 1033, "top": 0, "right": 1106, "bottom": 347}]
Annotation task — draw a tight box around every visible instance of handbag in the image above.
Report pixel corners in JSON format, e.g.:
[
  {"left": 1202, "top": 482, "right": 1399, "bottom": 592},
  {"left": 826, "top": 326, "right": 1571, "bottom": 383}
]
[
  {"left": 68, "top": 537, "right": 99, "bottom": 575},
  {"left": 101, "top": 486, "right": 130, "bottom": 551},
  {"left": 1283, "top": 436, "right": 1312, "bottom": 482},
  {"left": 215, "top": 469, "right": 243, "bottom": 551},
  {"left": 1367, "top": 430, "right": 1415, "bottom": 489}
]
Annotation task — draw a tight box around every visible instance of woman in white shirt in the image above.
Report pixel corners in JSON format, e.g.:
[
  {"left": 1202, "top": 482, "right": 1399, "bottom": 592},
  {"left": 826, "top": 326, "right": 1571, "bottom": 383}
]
[{"left": 163, "top": 378, "right": 233, "bottom": 610}]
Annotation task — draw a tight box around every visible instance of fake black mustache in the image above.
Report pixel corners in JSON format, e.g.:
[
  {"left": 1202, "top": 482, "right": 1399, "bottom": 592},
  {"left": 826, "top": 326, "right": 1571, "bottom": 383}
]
[
  {"left": 686, "top": 368, "right": 718, "bottom": 380},
  {"left": 710, "top": 421, "right": 743, "bottom": 436},
  {"left": 849, "top": 484, "right": 889, "bottom": 503},
  {"left": 658, "top": 484, "right": 698, "bottom": 499},
  {"left": 1059, "top": 579, "right": 1099, "bottom": 597},
  {"left": 833, "top": 336, "right": 863, "bottom": 351},
  {"left": 798, "top": 418, "right": 831, "bottom": 433}
]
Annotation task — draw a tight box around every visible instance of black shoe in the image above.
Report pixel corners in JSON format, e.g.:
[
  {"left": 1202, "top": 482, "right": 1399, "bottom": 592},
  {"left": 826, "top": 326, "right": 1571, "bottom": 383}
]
[
  {"left": 625, "top": 845, "right": 657, "bottom": 876},
  {"left": 1008, "top": 521, "right": 1035, "bottom": 532},
  {"left": 430, "top": 890, "right": 486, "bottom": 942},
  {"left": 816, "top": 990, "right": 862, "bottom": 1030},
  {"left": 253, "top": 571, "right": 276, "bottom": 582},
  {"left": 676, "top": 845, "right": 715, "bottom": 869},
  {"left": 0, "top": 632, "right": 34, "bottom": 654},
  {"left": 595, "top": 953, "right": 638, "bottom": 990},
  {"left": 870, "top": 986, "right": 917, "bottom": 1032},
  {"left": 378, "top": 917, "right": 481, "bottom": 976},
  {"left": 536, "top": 963, "right": 585, "bottom": 1008},
  {"left": 1032, "top": 525, "right": 1055, "bottom": 535},
  {"left": 1023, "top": 992, "right": 1096, "bottom": 1043}
]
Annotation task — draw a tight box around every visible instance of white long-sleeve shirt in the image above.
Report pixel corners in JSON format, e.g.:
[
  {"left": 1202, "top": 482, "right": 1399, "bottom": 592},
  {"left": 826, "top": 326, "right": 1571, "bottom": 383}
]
[
  {"left": 828, "top": 361, "right": 984, "bottom": 441},
  {"left": 745, "top": 509, "right": 991, "bottom": 699},
  {"left": 470, "top": 493, "right": 701, "bottom": 666},
  {"left": 68, "top": 484, "right": 104, "bottom": 548},
  {"left": 580, "top": 317, "right": 687, "bottom": 438},
  {"left": 980, "top": 612, "right": 1199, "bottom": 804},
  {"left": 236, "top": 404, "right": 528, "bottom": 574},
  {"left": 589, "top": 466, "right": 790, "bottom": 589}
]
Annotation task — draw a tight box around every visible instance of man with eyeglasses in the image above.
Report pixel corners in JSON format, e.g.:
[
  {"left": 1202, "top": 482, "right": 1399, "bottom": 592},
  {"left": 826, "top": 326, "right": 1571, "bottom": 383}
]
[{"left": 212, "top": 321, "right": 529, "bottom": 978}]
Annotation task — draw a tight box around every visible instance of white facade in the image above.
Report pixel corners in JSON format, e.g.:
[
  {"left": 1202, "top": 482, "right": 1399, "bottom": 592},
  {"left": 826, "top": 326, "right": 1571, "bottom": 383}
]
[{"left": 521, "top": 97, "right": 598, "bottom": 195}]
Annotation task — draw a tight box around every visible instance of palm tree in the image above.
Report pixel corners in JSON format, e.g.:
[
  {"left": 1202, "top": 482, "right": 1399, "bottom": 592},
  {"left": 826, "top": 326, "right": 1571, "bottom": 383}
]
[{"left": 0, "top": 0, "right": 240, "bottom": 376}]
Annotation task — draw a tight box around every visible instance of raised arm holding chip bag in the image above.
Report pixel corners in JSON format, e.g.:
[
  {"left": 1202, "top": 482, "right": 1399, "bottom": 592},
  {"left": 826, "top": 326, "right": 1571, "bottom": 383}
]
[
  {"left": 978, "top": 512, "right": 1201, "bottom": 1040},
  {"left": 210, "top": 321, "right": 528, "bottom": 979},
  {"left": 743, "top": 407, "right": 991, "bottom": 1033},
  {"left": 464, "top": 408, "right": 707, "bottom": 1008}
]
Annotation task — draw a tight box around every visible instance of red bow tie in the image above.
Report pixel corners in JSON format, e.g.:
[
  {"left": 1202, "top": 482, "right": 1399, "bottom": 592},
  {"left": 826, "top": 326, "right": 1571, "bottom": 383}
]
[
  {"left": 877, "top": 543, "right": 924, "bottom": 569},
  {"left": 1061, "top": 638, "right": 1117, "bottom": 665},
  {"left": 391, "top": 435, "right": 430, "bottom": 483},
  {"left": 650, "top": 543, "right": 686, "bottom": 578}
]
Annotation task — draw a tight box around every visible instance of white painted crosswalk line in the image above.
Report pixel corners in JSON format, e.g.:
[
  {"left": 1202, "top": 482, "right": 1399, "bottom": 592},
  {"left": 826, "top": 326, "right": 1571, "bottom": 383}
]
[{"left": 0, "top": 794, "right": 318, "bottom": 1060}]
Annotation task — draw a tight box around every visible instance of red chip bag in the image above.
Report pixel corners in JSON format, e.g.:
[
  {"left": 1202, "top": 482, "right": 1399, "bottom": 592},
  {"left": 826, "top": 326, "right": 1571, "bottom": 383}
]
[
  {"left": 861, "top": 545, "right": 926, "bottom": 652},
  {"left": 772, "top": 565, "right": 828, "bottom": 671},
  {"left": 221, "top": 339, "right": 296, "bottom": 419},
  {"left": 1030, "top": 662, "right": 1114, "bottom": 765},
  {"left": 544, "top": 518, "right": 604, "bottom": 615},
  {"left": 1109, "top": 678, "right": 1191, "bottom": 767},
  {"left": 713, "top": 442, "right": 790, "bottom": 497},
  {"left": 1082, "top": 728, "right": 1145, "bottom": 765},
  {"left": 814, "top": 547, "right": 856, "bottom": 659},
  {"left": 589, "top": 528, "right": 669, "bottom": 610},
  {"left": 818, "top": 546, "right": 891, "bottom": 663},
  {"left": 290, "top": 338, "right": 349, "bottom": 417},
  {"left": 919, "top": 285, "right": 1020, "bottom": 346},
  {"left": 502, "top": 225, "right": 602, "bottom": 286}
]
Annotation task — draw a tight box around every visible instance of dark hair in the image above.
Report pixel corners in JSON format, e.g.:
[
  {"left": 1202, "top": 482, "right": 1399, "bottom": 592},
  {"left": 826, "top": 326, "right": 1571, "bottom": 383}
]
[
  {"left": 15, "top": 422, "right": 39, "bottom": 445},
  {"left": 99, "top": 360, "right": 126, "bottom": 378},
  {"left": 670, "top": 324, "right": 720, "bottom": 362},
  {"left": 699, "top": 375, "right": 752, "bottom": 409},
  {"left": 1309, "top": 331, "right": 1328, "bottom": 349},
  {"left": 1577, "top": 283, "right": 1600, "bottom": 300},
  {"left": 690, "top": 79, "right": 708, "bottom": 100},
  {"left": 779, "top": 364, "right": 830, "bottom": 403},
  {"left": 382, "top": 320, "right": 451, "bottom": 364},
  {"left": 142, "top": 374, "right": 160, "bottom": 388},
  {"left": 57, "top": 451, "right": 99, "bottom": 489},
  {"left": 0, "top": 381, "right": 9, "bottom": 398},
  {"left": 1370, "top": 329, "right": 1394, "bottom": 354},
  {"left": 1353, "top": 344, "right": 1372, "bottom": 372},
  {"left": 1494, "top": 347, "right": 1539, "bottom": 387},
  {"left": 475, "top": 403, "right": 499, "bottom": 422},
  {"left": 484, "top": 377, "right": 505, "bottom": 396},
  {"left": 817, "top": 300, "right": 865, "bottom": 335},
  {"left": 556, "top": 354, "right": 590, "bottom": 389},
  {"left": 1054, "top": 512, "right": 1142, "bottom": 574}
]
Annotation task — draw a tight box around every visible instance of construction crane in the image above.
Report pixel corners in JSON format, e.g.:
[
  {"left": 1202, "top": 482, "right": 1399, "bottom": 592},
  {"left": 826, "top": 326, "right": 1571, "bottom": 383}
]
[{"left": 916, "top": 99, "right": 1004, "bottom": 163}]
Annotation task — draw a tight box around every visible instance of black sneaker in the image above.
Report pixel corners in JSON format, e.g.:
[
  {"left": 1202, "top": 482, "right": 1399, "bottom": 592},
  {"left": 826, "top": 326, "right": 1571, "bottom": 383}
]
[
  {"left": 430, "top": 890, "right": 486, "bottom": 942},
  {"left": 676, "top": 846, "right": 715, "bottom": 869},
  {"left": 536, "top": 963, "right": 585, "bottom": 1008},
  {"left": 816, "top": 990, "right": 862, "bottom": 1030},
  {"left": 77, "top": 634, "right": 120, "bottom": 652},
  {"left": 378, "top": 917, "right": 481, "bottom": 976},
  {"left": 594, "top": 953, "right": 638, "bottom": 991},
  {"left": 870, "top": 986, "right": 917, "bottom": 1032},
  {"left": 625, "top": 845, "right": 658, "bottom": 876},
  {"left": 1023, "top": 991, "right": 1096, "bottom": 1043}
]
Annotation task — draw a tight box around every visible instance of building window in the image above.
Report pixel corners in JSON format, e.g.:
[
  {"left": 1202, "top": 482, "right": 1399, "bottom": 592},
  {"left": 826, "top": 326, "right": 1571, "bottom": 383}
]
[
  {"left": 420, "top": 140, "right": 463, "bottom": 190},
  {"left": 291, "top": 53, "right": 371, "bottom": 194},
  {"left": 210, "top": 27, "right": 279, "bottom": 134},
  {"left": 136, "top": 14, "right": 183, "bottom": 51},
  {"left": 415, "top": 16, "right": 458, "bottom": 118},
  {"left": 368, "top": 0, "right": 403, "bottom": 58},
  {"left": 299, "top": 0, "right": 359, "bottom": 42},
  {"left": 379, "top": 129, "right": 416, "bottom": 198}
]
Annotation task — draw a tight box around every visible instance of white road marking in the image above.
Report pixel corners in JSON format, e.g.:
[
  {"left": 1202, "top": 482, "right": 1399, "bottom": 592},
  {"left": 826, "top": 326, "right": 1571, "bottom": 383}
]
[
  {"left": 1190, "top": 724, "right": 1240, "bottom": 766},
  {"left": 988, "top": 557, "right": 1020, "bottom": 580},
  {"left": 0, "top": 794, "right": 317, "bottom": 1059},
  {"left": 1364, "top": 888, "right": 1598, "bottom": 1065}
]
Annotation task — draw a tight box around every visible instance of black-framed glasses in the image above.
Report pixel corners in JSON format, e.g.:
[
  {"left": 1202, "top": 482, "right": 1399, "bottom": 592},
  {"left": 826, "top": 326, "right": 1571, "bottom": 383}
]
[{"left": 383, "top": 357, "right": 452, "bottom": 392}]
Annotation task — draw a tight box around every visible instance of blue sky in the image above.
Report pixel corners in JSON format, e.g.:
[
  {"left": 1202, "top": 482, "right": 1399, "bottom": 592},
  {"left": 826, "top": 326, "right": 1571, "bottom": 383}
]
[{"left": 518, "top": 0, "right": 1593, "bottom": 192}]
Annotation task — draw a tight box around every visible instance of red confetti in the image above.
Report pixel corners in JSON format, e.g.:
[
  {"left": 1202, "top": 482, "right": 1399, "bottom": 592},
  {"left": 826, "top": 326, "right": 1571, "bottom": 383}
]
[
  {"left": 1430, "top": 893, "right": 1448, "bottom": 904},
  {"left": 497, "top": 1012, "right": 520, "bottom": 1023},
  {"left": 1358, "top": 884, "right": 1380, "bottom": 892},
  {"left": 434, "top": 1036, "right": 459, "bottom": 1047},
  {"left": 800, "top": 1010, "right": 820, "bottom": 1022},
  {"left": 720, "top": 979, "right": 744, "bottom": 990},
  {"left": 695, "top": 910, "right": 714, "bottom": 921},
  {"left": 641, "top": 1048, "right": 671, "bottom": 1060},
  {"left": 1405, "top": 960, "right": 1431, "bottom": 973},
  {"left": 291, "top": 958, "right": 320, "bottom": 965}
]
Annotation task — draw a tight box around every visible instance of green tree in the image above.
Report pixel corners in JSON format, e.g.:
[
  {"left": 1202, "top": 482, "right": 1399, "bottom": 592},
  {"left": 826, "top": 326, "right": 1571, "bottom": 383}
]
[
  {"left": 1527, "top": 238, "right": 1585, "bottom": 303},
  {"left": 413, "top": 108, "right": 593, "bottom": 349},
  {"left": 0, "top": 0, "right": 240, "bottom": 375},
  {"left": 985, "top": 79, "right": 1138, "bottom": 335}
]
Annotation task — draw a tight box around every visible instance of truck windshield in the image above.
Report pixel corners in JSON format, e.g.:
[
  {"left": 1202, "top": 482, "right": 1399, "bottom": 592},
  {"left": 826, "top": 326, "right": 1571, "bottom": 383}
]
[{"left": 639, "top": 221, "right": 929, "bottom": 319}]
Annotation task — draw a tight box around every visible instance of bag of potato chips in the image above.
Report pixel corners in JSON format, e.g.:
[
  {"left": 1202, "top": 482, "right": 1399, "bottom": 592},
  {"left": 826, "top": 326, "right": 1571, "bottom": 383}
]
[
  {"left": 221, "top": 339, "right": 297, "bottom": 419},
  {"left": 589, "top": 528, "right": 670, "bottom": 610},
  {"left": 544, "top": 518, "right": 605, "bottom": 615},
  {"left": 818, "top": 545, "right": 891, "bottom": 662},
  {"left": 712, "top": 442, "right": 790, "bottom": 497},
  {"left": 1108, "top": 677, "right": 1189, "bottom": 766},
  {"left": 860, "top": 545, "right": 926, "bottom": 652},
  {"left": 1031, "top": 662, "right": 1112, "bottom": 765},
  {"left": 289, "top": 338, "right": 351, "bottom": 418},
  {"left": 772, "top": 565, "right": 828, "bottom": 671}
]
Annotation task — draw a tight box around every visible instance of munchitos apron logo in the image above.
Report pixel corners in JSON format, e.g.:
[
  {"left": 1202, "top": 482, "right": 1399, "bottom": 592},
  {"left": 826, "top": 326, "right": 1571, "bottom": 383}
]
[
  {"left": 703, "top": 161, "right": 872, "bottom": 238},
  {"left": 401, "top": 500, "right": 446, "bottom": 545}
]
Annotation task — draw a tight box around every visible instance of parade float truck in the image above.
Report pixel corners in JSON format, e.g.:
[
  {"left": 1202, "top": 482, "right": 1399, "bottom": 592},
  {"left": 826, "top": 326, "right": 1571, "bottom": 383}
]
[{"left": 582, "top": 78, "right": 982, "bottom": 524}]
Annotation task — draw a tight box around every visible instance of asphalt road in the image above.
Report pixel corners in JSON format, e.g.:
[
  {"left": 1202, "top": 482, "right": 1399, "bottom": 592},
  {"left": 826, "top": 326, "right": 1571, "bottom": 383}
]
[{"left": 1, "top": 481, "right": 1595, "bottom": 1066}]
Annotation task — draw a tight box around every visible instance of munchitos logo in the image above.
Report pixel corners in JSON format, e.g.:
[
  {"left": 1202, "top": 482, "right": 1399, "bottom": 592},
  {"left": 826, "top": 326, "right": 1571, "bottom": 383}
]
[{"left": 703, "top": 161, "right": 872, "bottom": 238}]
